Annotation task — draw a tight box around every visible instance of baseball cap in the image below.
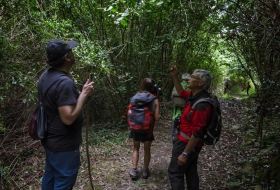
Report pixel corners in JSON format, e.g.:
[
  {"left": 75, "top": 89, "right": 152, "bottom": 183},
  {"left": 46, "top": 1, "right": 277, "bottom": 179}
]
[{"left": 46, "top": 39, "right": 78, "bottom": 64}]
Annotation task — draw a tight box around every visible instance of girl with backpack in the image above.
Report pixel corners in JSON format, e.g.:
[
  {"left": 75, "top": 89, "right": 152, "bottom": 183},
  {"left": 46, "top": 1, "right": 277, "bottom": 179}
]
[{"left": 128, "top": 78, "right": 161, "bottom": 180}]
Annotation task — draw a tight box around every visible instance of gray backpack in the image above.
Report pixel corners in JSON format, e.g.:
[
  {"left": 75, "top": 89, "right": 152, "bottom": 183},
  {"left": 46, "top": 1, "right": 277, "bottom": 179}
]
[
  {"left": 127, "top": 92, "right": 156, "bottom": 131},
  {"left": 171, "top": 90, "right": 186, "bottom": 107}
]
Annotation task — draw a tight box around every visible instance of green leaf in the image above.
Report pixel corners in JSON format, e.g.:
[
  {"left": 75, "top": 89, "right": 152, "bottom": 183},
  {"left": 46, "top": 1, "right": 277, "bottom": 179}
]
[{"left": 120, "top": 19, "right": 128, "bottom": 26}]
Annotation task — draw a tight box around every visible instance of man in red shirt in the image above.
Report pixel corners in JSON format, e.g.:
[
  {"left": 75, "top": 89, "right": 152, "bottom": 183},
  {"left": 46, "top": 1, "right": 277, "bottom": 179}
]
[{"left": 168, "top": 65, "right": 212, "bottom": 190}]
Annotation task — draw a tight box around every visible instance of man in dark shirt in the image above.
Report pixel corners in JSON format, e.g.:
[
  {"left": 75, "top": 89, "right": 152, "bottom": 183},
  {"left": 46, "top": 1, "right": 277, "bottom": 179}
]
[
  {"left": 169, "top": 65, "right": 212, "bottom": 190},
  {"left": 40, "top": 39, "right": 94, "bottom": 190}
]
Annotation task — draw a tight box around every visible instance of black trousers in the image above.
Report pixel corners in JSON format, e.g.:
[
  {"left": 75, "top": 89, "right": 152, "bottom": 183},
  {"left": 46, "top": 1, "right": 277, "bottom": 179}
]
[{"left": 168, "top": 137, "right": 201, "bottom": 190}]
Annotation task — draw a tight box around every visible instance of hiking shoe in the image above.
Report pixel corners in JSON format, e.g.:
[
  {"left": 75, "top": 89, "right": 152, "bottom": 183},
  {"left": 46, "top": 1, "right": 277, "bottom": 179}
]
[
  {"left": 142, "top": 168, "right": 150, "bottom": 179},
  {"left": 129, "top": 168, "right": 138, "bottom": 180}
]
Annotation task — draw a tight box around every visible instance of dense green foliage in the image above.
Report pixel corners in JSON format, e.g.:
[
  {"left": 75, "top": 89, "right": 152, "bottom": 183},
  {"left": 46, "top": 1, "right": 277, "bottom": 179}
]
[
  {"left": 0, "top": 0, "right": 280, "bottom": 189},
  {"left": 219, "top": 1, "right": 280, "bottom": 188}
]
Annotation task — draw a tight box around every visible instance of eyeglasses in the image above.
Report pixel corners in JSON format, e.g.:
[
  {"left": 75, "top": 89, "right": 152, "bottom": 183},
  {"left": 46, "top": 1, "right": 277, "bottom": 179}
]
[{"left": 190, "top": 74, "right": 202, "bottom": 81}]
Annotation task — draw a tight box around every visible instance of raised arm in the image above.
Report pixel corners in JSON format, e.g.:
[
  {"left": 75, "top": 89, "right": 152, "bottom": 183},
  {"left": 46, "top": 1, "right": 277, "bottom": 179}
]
[{"left": 170, "top": 65, "right": 184, "bottom": 95}]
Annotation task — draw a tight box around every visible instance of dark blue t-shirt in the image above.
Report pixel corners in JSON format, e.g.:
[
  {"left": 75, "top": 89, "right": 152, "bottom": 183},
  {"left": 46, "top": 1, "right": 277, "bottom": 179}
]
[{"left": 39, "top": 68, "right": 84, "bottom": 152}]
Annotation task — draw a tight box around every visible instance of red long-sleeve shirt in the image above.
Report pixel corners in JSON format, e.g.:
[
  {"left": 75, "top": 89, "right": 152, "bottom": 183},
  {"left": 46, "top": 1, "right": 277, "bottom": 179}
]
[{"left": 178, "top": 90, "right": 212, "bottom": 147}]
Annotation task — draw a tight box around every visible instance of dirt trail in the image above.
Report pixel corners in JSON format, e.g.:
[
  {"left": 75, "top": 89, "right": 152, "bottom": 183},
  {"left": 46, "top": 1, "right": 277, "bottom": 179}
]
[{"left": 74, "top": 99, "right": 246, "bottom": 190}]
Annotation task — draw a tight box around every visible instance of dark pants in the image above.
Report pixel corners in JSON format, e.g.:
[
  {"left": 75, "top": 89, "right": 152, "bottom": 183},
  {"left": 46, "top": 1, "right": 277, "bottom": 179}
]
[
  {"left": 168, "top": 138, "right": 201, "bottom": 190},
  {"left": 42, "top": 147, "right": 80, "bottom": 190}
]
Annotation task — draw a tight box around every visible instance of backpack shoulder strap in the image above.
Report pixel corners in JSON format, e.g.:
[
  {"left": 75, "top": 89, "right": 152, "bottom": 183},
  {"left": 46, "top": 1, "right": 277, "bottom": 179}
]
[
  {"left": 38, "top": 85, "right": 52, "bottom": 102},
  {"left": 192, "top": 98, "right": 213, "bottom": 108},
  {"left": 187, "top": 98, "right": 213, "bottom": 120}
]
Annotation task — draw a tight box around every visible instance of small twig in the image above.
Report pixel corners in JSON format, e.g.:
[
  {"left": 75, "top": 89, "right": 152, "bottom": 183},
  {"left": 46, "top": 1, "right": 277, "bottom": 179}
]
[
  {"left": 10, "top": 177, "right": 20, "bottom": 189},
  {"left": 18, "top": 172, "right": 41, "bottom": 189},
  {"left": 8, "top": 154, "right": 19, "bottom": 175},
  {"left": 113, "top": 44, "right": 127, "bottom": 60},
  {"left": 0, "top": 110, "right": 25, "bottom": 147}
]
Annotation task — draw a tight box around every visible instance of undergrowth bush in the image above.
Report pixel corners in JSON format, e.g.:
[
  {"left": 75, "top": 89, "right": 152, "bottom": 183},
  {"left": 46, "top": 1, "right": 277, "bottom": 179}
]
[{"left": 231, "top": 99, "right": 280, "bottom": 189}]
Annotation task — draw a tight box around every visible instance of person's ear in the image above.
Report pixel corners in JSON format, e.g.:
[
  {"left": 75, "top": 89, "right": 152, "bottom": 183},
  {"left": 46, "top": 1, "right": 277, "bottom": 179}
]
[
  {"left": 64, "top": 54, "right": 71, "bottom": 62},
  {"left": 198, "top": 80, "right": 204, "bottom": 87}
]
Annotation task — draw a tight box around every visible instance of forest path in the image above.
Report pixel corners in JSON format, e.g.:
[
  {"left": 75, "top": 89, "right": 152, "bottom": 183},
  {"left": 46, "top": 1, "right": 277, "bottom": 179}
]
[{"left": 74, "top": 98, "right": 247, "bottom": 190}]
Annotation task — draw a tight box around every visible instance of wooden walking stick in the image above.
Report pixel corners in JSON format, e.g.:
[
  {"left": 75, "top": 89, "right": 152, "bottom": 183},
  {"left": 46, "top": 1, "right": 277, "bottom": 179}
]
[{"left": 86, "top": 73, "right": 94, "bottom": 190}]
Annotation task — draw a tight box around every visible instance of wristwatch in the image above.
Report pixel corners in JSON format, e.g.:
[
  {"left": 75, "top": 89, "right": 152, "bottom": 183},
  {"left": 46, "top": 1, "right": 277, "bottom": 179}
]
[{"left": 182, "top": 151, "right": 188, "bottom": 158}]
